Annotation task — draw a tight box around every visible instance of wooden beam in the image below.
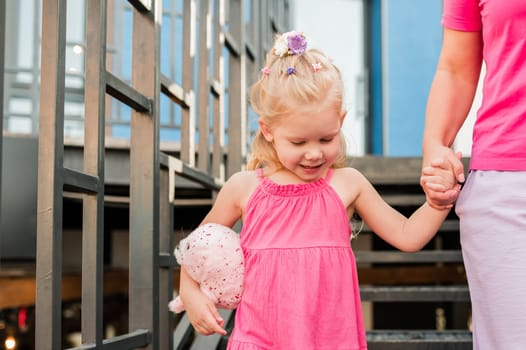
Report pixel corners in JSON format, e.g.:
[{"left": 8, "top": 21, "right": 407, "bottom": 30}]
[
  {"left": 0, "top": 270, "right": 128, "bottom": 309},
  {"left": 358, "top": 265, "right": 467, "bottom": 285}
]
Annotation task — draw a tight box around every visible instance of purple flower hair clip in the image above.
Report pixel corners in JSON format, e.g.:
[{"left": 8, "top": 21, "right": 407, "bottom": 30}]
[
  {"left": 273, "top": 31, "right": 308, "bottom": 57},
  {"left": 287, "top": 67, "right": 296, "bottom": 75}
]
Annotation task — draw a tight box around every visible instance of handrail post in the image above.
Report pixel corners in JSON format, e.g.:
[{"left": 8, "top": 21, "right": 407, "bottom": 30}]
[
  {"left": 35, "top": 0, "right": 67, "bottom": 348},
  {"left": 129, "top": 1, "right": 161, "bottom": 349},
  {"left": 0, "top": 0, "right": 5, "bottom": 215}
]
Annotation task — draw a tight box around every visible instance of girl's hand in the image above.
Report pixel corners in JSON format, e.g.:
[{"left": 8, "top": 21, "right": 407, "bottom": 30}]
[
  {"left": 179, "top": 267, "right": 227, "bottom": 336},
  {"left": 181, "top": 289, "right": 227, "bottom": 336},
  {"left": 420, "top": 152, "right": 463, "bottom": 210}
]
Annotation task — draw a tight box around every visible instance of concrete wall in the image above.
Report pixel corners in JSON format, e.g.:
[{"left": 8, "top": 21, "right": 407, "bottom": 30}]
[{"left": 292, "top": 0, "right": 367, "bottom": 156}]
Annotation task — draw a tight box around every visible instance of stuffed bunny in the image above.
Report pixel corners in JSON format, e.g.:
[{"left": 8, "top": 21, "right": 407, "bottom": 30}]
[{"left": 169, "top": 223, "right": 244, "bottom": 313}]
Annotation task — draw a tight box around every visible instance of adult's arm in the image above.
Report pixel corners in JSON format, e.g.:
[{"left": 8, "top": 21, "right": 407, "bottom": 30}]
[{"left": 422, "top": 27, "right": 483, "bottom": 206}]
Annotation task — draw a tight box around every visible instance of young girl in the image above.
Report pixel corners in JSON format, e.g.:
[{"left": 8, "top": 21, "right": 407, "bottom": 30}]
[{"left": 179, "top": 30, "right": 458, "bottom": 350}]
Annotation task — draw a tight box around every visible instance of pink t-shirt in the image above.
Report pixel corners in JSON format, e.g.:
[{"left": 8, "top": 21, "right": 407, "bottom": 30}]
[{"left": 442, "top": 0, "right": 526, "bottom": 171}]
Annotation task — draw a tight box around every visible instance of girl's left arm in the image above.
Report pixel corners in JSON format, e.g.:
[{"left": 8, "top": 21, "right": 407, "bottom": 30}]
[{"left": 351, "top": 169, "right": 450, "bottom": 252}]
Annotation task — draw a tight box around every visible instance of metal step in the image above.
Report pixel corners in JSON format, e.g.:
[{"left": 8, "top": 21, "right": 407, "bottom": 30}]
[
  {"left": 381, "top": 193, "right": 426, "bottom": 206},
  {"left": 355, "top": 250, "right": 463, "bottom": 264},
  {"left": 367, "top": 330, "right": 472, "bottom": 350},
  {"left": 360, "top": 286, "right": 470, "bottom": 302}
]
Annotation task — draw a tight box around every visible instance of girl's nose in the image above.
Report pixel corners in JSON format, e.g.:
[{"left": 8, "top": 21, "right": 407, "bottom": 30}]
[{"left": 305, "top": 148, "right": 322, "bottom": 160}]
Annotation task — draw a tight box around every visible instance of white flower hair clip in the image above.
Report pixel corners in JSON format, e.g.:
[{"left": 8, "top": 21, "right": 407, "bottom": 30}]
[{"left": 273, "top": 31, "right": 308, "bottom": 57}]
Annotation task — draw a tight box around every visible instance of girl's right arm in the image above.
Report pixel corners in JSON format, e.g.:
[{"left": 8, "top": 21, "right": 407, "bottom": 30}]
[
  {"left": 200, "top": 171, "right": 253, "bottom": 226},
  {"left": 179, "top": 170, "right": 256, "bottom": 335},
  {"left": 179, "top": 267, "right": 227, "bottom": 335}
]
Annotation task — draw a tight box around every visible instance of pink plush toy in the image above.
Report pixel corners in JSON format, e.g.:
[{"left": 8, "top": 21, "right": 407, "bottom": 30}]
[{"left": 169, "top": 223, "right": 244, "bottom": 313}]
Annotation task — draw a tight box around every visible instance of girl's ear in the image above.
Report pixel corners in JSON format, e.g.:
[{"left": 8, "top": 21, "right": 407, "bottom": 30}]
[
  {"left": 339, "top": 110, "right": 347, "bottom": 125},
  {"left": 259, "top": 120, "right": 274, "bottom": 142}
]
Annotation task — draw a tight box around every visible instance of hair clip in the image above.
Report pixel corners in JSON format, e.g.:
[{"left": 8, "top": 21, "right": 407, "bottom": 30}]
[
  {"left": 287, "top": 67, "right": 296, "bottom": 75},
  {"left": 273, "top": 31, "right": 307, "bottom": 57},
  {"left": 261, "top": 66, "right": 271, "bottom": 76},
  {"left": 312, "top": 62, "right": 322, "bottom": 72}
]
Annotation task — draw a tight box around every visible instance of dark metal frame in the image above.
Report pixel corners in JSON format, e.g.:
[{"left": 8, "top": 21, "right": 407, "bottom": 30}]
[
  {"left": 33, "top": 0, "right": 290, "bottom": 349},
  {"left": 0, "top": 0, "right": 5, "bottom": 222}
]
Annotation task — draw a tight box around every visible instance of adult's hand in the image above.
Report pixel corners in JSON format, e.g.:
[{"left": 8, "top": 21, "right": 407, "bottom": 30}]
[{"left": 421, "top": 146, "right": 465, "bottom": 209}]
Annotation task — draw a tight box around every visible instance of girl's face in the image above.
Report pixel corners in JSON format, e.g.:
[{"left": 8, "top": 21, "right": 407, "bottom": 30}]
[{"left": 260, "top": 104, "right": 345, "bottom": 182}]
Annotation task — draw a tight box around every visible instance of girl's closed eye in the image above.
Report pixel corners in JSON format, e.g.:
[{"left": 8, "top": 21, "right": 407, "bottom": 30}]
[
  {"left": 290, "top": 138, "right": 333, "bottom": 145},
  {"left": 290, "top": 140, "right": 305, "bottom": 145}
]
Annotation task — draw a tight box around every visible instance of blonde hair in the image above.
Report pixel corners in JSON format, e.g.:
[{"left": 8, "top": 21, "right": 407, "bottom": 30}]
[{"left": 247, "top": 35, "right": 348, "bottom": 171}]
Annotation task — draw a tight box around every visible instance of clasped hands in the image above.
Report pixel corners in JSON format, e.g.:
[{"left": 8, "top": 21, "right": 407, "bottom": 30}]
[{"left": 420, "top": 147, "right": 465, "bottom": 210}]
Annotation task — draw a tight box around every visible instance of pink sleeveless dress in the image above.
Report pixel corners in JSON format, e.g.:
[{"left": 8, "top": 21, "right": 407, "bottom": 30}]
[{"left": 228, "top": 168, "right": 367, "bottom": 350}]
